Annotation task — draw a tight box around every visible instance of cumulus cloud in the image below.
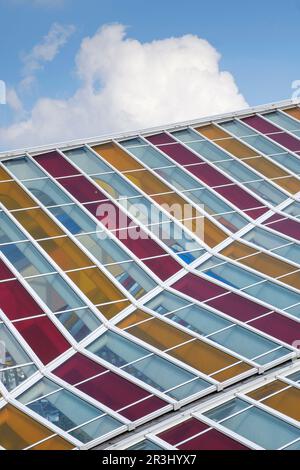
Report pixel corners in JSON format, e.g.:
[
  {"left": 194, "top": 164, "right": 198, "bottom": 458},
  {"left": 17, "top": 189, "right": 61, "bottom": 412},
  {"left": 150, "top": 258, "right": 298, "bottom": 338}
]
[
  {"left": 20, "top": 22, "right": 75, "bottom": 90},
  {"left": 0, "top": 24, "right": 248, "bottom": 150}
]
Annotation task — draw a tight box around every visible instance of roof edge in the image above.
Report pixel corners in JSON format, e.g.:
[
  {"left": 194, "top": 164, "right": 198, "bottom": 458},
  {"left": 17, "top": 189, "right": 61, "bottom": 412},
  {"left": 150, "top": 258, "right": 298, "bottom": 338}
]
[{"left": 1, "top": 98, "right": 299, "bottom": 159}]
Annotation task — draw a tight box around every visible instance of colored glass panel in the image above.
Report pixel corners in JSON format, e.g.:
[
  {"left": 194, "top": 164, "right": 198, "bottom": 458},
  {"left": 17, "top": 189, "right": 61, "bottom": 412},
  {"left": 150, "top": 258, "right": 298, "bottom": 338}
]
[{"left": 0, "top": 405, "right": 66, "bottom": 450}]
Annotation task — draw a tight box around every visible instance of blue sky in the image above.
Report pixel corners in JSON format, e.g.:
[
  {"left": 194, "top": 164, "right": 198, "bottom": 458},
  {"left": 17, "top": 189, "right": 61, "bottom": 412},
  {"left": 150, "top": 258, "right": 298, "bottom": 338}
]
[{"left": 0, "top": 0, "right": 299, "bottom": 149}]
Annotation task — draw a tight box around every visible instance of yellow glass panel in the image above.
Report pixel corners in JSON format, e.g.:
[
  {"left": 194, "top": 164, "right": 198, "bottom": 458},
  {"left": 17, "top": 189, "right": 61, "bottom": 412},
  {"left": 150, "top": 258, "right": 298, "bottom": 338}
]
[
  {"left": 279, "top": 272, "right": 300, "bottom": 290},
  {"left": 243, "top": 157, "right": 300, "bottom": 194},
  {"left": 94, "top": 143, "right": 143, "bottom": 172},
  {"left": 13, "top": 208, "right": 64, "bottom": 239},
  {"left": 0, "top": 404, "right": 56, "bottom": 450},
  {"left": 262, "top": 386, "right": 300, "bottom": 421},
  {"left": 197, "top": 125, "right": 229, "bottom": 140},
  {"left": 30, "top": 436, "right": 75, "bottom": 450},
  {"left": 283, "top": 107, "right": 300, "bottom": 120},
  {"left": 0, "top": 167, "right": 13, "bottom": 181},
  {"left": 118, "top": 310, "right": 150, "bottom": 329},
  {"left": 0, "top": 181, "right": 37, "bottom": 210},
  {"left": 197, "top": 125, "right": 258, "bottom": 158},
  {"left": 120, "top": 312, "right": 191, "bottom": 350},
  {"left": 39, "top": 237, "right": 94, "bottom": 271},
  {"left": 249, "top": 380, "right": 300, "bottom": 421},
  {"left": 247, "top": 380, "right": 288, "bottom": 401},
  {"left": 221, "top": 241, "right": 299, "bottom": 289},
  {"left": 67, "top": 267, "right": 128, "bottom": 319},
  {"left": 170, "top": 341, "right": 252, "bottom": 379},
  {"left": 98, "top": 300, "right": 130, "bottom": 319}
]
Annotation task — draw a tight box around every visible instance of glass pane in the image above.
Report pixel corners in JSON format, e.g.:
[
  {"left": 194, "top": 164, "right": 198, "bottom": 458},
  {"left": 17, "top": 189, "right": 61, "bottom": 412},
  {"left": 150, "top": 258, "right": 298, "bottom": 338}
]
[
  {"left": 49, "top": 204, "right": 98, "bottom": 235},
  {"left": 106, "top": 262, "right": 157, "bottom": 299},
  {"left": 1, "top": 242, "right": 55, "bottom": 278},
  {"left": 3, "top": 156, "right": 45, "bottom": 180},
  {"left": 76, "top": 232, "right": 131, "bottom": 265},
  {"left": 210, "top": 326, "right": 288, "bottom": 363},
  {"left": 204, "top": 398, "right": 249, "bottom": 422},
  {"left": 0, "top": 212, "right": 27, "bottom": 245},
  {"left": 64, "top": 147, "right": 112, "bottom": 175},
  {"left": 70, "top": 414, "right": 122, "bottom": 443},
  {"left": 172, "top": 128, "right": 204, "bottom": 143},
  {"left": 22, "top": 178, "right": 70, "bottom": 207},
  {"left": 148, "top": 291, "right": 231, "bottom": 334},
  {"left": 121, "top": 144, "right": 171, "bottom": 170},
  {"left": 26, "top": 273, "right": 85, "bottom": 313},
  {"left": 264, "top": 111, "right": 300, "bottom": 132},
  {"left": 0, "top": 324, "right": 37, "bottom": 390},
  {"left": 220, "top": 401, "right": 300, "bottom": 449},
  {"left": 19, "top": 378, "right": 109, "bottom": 435},
  {"left": 56, "top": 307, "right": 102, "bottom": 342},
  {"left": 128, "top": 439, "right": 164, "bottom": 450}
]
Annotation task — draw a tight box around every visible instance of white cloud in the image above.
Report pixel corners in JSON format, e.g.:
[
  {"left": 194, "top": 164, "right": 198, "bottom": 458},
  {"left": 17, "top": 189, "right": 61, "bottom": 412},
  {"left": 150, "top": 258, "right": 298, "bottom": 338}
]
[
  {"left": 21, "top": 22, "right": 75, "bottom": 89},
  {"left": 0, "top": 24, "right": 248, "bottom": 150},
  {"left": 6, "top": 88, "right": 24, "bottom": 113}
]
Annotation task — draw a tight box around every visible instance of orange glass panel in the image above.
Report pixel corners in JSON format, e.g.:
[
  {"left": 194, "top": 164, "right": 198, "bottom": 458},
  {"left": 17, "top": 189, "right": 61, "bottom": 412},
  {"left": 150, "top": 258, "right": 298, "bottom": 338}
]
[
  {"left": 197, "top": 125, "right": 229, "bottom": 140},
  {"left": 247, "top": 380, "right": 288, "bottom": 401},
  {"left": 0, "top": 167, "right": 13, "bottom": 181},
  {"left": 30, "top": 436, "right": 75, "bottom": 450},
  {"left": 119, "top": 312, "right": 191, "bottom": 350},
  {"left": 170, "top": 341, "right": 252, "bottom": 379},
  {"left": 243, "top": 157, "right": 300, "bottom": 194},
  {"left": 221, "top": 241, "right": 299, "bottom": 289},
  {"left": 67, "top": 267, "right": 129, "bottom": 319},
  {"left": 249, "top": 380, "right": 300, "bottom": 421},
  {"left": 262, "top": 386, "right": 300, "bottom": 421},
  {"left": 13, "top": 209, "right": 64, "bottom": 239},
  {"left": 0, "top": 181, "right": 37, "bottom": 210},
  {"left": 118, "top": 310, "right": 150, "bottom": 329},
  {"left": 197, "top": 125, "right": 258, "bottom": 158},
  {"left": 0, "top": 404, "right": 57, "bottom": 450},
  {"left": 39, "top": 237, "right": 94, "bottom": 271},
  {"left": 121, "top": 312, "right": 252, "bottom": 379},
  {"left": 94, "top": 143, "right": 143, "bottom": 172},
  {"left": 283, "top": 107, "right": 300, "bottom": 120}
]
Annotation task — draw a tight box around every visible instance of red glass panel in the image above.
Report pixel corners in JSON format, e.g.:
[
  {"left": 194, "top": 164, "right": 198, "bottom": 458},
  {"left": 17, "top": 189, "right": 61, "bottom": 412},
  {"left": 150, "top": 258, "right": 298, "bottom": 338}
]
[
  {"left": 218, "top": 186, "right": 267, "bottom": 212},
  {"left": 0, "top": 279, "right": 43, "bottom": 320},
  {"left": 146, "top": 133, "right": 175, "bottom": 145},
  {"left": 178, "top": 428, "right": 249, "bottom": 450},
  {"left": 207, "top": 292, "right": 271, "bottom": 322},
  {"left": 158, "top": 418, "right": 209, "bottom": 445},
  {"left": 15, "top": 317, "right": 70, "bottom": 363},
  {"left": 54, "top": 353, "right": 106, "bottom": 384},
  {"left": 173, "top": 273, "right": 227, "bottom": 302},
  {"left": 160, "top": 143, "right": 205, "bottom": 165},
  {"left": 34, "top": 152, "right": 80, "bottom": 178},
  {"left": 249, "top": 312, "right": 300, "bottom": 346},
  {"left": 265, "top": 218, "right": 300, "bottom": 241},
  {"left": 0, "top": 259, "right": 15, "bottom": 281},
  {"left": 59, "top": 176, "right": 109, "bottom": 204},
  {"left": 121, "top": 396, "right": 168, "bottom": 421}
]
